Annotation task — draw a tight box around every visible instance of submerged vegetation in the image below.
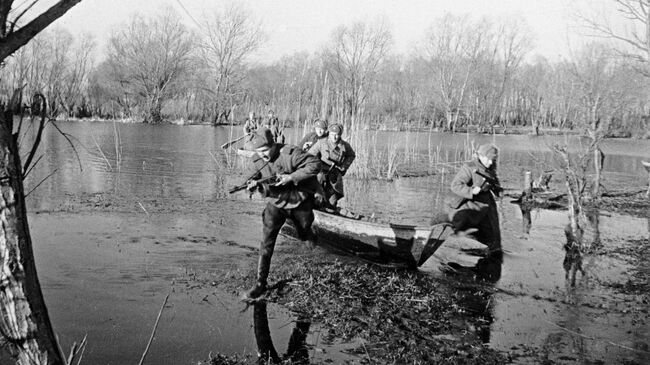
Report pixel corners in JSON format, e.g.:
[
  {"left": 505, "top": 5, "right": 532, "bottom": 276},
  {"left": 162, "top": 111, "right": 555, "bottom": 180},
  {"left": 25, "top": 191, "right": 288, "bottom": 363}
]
[{"left": 212, "top": 248, "right": 507, "bottom": 364}]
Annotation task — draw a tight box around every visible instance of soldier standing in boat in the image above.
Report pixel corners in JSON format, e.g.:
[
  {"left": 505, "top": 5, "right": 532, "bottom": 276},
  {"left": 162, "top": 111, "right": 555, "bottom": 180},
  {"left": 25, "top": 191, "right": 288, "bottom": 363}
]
[
  {"left": 447, "top": 143, "right": 503, "bottom": 253},
  {"left": 261, "top": 110, "right": 284, "bottom": 143},
  {"left": 308, "top": 123, "right": 356, "bottom": 209},
  {"left": 243, "top": 128, "right": 324, "bottom": 300},
  {"left": 299, "top": 119, "right": 328, "bottom": 151},
  {"left": 243, "top": 111, "right": 259, "bottom": 134}
]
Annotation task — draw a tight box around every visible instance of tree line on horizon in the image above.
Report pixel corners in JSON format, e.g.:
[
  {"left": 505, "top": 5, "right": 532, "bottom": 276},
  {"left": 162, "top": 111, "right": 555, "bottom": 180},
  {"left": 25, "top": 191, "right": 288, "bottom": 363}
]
[{"left": 0, "top": 3, "right": 648, "bottom": 138}]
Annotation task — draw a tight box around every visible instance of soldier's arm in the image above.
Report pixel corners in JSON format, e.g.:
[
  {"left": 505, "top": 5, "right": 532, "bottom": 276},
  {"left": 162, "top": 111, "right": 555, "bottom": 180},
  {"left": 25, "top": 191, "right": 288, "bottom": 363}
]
[
  {"left": 247, "top": 155, "right": 265, "bottom": 180},
  {"left": 307, "top": 139, "right": 322, "bottom": 157},
  {"left": 288, "top": 149, "right": 321, "bottom": 183},
  {"left": 450, "top": 165, "right": 475, "bottom": 199},
  {"left": 340, "top": 142, "right": 356, "bottom": 170}
]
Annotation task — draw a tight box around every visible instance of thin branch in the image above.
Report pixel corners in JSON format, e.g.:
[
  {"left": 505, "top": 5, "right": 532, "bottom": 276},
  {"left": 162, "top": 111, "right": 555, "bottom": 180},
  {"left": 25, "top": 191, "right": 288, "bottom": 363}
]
[
  {"left": 138, "top": 293, "right": 170, "bottom": 365},
  {"left": 22, "top": 153, "right": 42, "bottom": 178},
  {"left": 544, "top": 319, "right": 650, "bottom": 354},
  {"left": 49, "top": 120, "right": 83, "bottom": 172},
  {"left": 0, "top": 0, "right": 83, "bottom": 60},
  {"left": 22, "top": 93, "right": 46, "bottom": 178},
  {"left": 65, "top": 334, "right": 87, "bottom": 365},
  {"left": 8, "top": 0, "right": 39, "bottom": 34},
  {"left": 24, "top": 168, "right": 58, "bottom": 197}
]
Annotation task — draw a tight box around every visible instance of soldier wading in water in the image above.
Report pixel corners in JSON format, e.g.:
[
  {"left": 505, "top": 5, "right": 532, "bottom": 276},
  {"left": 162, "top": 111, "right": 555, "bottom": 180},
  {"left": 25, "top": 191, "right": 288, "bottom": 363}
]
[
  {"left": 242, "top": 128, "right": 324, "bottom": 300},
  {"left": 447, "top": 143, "right": 503, "bottom": 255}
]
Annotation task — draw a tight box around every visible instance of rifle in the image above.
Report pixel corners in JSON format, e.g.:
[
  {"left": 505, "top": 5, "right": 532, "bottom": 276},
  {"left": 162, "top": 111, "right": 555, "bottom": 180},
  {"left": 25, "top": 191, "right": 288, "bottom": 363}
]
[
  {"left": 221, "top": 133, "right": 249, "bottom": 149},
  {"left": 475, "top": 170, "right": 503, "bottom": 194},
  {"left": 229, "top": 175, "right": 279, "bottom": 194}
]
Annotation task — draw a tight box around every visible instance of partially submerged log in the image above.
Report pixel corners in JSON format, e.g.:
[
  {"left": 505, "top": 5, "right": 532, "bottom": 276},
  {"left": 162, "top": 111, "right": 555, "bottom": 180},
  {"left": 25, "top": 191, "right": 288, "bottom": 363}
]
[{"left": 509, "top": 170, "right": 566, "bottom": 210}]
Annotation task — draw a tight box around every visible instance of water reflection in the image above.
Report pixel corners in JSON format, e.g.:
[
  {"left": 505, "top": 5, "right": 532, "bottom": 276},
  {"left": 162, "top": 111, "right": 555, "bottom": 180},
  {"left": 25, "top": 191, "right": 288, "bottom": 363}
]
[
  {"left": 584, "top": 208, "right": 601, "bottom": 247},
  {"left": 520, "top": 203, "right": 532, "bottom": 235},
  {"left": 253, "top": 302, "right": 311, "bottom": 364},
  {"left": 443, "top": 251, "right": 503, "bottom": 343}
]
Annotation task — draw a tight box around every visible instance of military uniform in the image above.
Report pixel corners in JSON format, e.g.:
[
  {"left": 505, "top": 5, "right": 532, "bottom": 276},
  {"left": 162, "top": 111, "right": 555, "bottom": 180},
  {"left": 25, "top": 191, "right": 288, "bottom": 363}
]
[
  {"left": 260, "top": 121, "right": 284, "bottom": 144},
  {"left": 298, "top": 131, "right": 327, "bottom": 151},
  {"left": 243, "top": 117, "right": 259, "bottom": 134},
  {"left": 245, "top": 141, "right": 322, "bottom": 298},
  {"left": 447, "top": 156, "right": 502, "bottom": 251},
  {"left": 308, "top": 137, "right": 356, "bottom": 206},
  {"left": 299, "top": 119, "right": 329, "bottom": 151}
]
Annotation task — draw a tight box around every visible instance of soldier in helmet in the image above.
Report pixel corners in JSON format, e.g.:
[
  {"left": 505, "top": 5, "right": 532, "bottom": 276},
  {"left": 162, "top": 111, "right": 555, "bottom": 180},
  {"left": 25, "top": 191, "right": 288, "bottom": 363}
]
[
  {"left": 243, "top": 111, "right": 259, "bottom": 134},
  {"left": 242, "top": 128, "right": 323, "bottom": 300},
  {"left": 447, "top": 143, "right": 503, "bottom": 253},
  {"left": 299, "top": 119, "right": 329, "bottom": 151},
  {"left": 260, "top": 110, "right": 284, "bottom": 143},
  {"left": 308, "top": 123, "right": 356, "bottom": 209}
]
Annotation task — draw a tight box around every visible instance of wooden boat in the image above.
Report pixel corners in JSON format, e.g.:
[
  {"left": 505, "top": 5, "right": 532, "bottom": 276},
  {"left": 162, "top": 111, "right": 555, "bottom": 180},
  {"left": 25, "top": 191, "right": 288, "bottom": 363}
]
[
  {"left": 282, "top": 209, "right": 454, "bottom": 269},
  {"left": 236, "top": 148, "right": 256, "bottom": 158}
]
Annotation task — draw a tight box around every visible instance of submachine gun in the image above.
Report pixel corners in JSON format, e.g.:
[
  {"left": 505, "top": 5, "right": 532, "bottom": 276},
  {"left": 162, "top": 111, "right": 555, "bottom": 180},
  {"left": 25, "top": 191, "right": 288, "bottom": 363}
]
[
  {"left": 229, "top": 175, "right": 279, "bottom": 195},
  {"left": 475, "top": 170, "right": 503, "bottom": 196}
]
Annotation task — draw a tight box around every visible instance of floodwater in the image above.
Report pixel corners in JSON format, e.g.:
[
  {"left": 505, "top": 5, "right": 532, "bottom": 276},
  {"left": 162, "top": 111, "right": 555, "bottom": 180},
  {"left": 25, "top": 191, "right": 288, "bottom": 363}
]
[{"left": 8, "top": 121, "right": 650, "bottom": 364}]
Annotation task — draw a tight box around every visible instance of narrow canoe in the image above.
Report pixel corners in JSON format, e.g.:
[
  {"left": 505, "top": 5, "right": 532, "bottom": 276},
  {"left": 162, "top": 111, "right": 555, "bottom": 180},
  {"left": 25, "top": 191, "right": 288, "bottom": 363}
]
[
  {"left": 236, "top": 148, "right": 256, "bottom": 158},
  {"left": 283, "top": 209, "right": 454, "bottom": 269},
  {"left": 642, "top": 160, "right": 650, "bottom": 172}
]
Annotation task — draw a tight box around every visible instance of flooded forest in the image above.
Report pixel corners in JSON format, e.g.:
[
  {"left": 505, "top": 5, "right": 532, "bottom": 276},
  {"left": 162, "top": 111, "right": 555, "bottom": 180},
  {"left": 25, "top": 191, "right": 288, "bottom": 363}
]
[{"left": 0, "top": 1, "right": 649, "bottom": 365}]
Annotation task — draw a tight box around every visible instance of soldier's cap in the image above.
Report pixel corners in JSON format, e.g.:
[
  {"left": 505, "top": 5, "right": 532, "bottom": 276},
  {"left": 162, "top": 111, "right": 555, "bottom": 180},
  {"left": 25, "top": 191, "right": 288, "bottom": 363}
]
[
  {"left": 247, "top": 128, "right": 274, "bottom": 150},
  {"left": 477, "top": 143, "right": 498, "bottom": 160},
  {"left": 328, "top": 123, "right": 343, "bottom": 134},
  {"left": 314, "top": 119, "right": 328, "bottom": 129}
]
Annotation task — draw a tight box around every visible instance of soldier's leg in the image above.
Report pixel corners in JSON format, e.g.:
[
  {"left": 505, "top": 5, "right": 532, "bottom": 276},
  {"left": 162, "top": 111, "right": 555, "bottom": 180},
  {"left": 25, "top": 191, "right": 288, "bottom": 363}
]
[
  {"left": 289, "top": 198, "right": 316, "bottom": 244},
  {"left": 474, "top": 204, "right": 501, "bottom": 252},
  {"left": 246, "top": 203, "right": 287, "bottom": 299},
  {"left": 328, "top": 192, "right": 342, "bottom": 208}
]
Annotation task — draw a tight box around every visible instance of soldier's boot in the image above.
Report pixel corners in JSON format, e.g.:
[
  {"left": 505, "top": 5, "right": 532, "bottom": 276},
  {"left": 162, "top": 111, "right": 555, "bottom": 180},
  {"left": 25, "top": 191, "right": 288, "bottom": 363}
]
[{"left": 244, "top": 255, "right": 271, "bottom": 300}]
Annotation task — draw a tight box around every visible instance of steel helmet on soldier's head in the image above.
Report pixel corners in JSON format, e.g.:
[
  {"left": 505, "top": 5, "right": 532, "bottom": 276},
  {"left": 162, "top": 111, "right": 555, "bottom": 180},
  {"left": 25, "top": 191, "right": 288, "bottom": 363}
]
[
  {"left": 328, "top": 123, "right": 343, "bottom": 135},
  {"left": 477, "top": 144, "right": 498, "bottom": 160},
  {"left": 314, "top": 119, "right": 328, "bottom": 129}
]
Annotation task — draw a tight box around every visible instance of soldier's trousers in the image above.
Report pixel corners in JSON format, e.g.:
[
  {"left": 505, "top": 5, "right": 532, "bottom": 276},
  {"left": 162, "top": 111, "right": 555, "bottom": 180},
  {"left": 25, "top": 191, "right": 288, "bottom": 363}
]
[
  {"left": 449, "top": 200, "right": 501, "bottom": 251},
  {"left": 257, "top": 199, "right": 315, "bottom": 284}
]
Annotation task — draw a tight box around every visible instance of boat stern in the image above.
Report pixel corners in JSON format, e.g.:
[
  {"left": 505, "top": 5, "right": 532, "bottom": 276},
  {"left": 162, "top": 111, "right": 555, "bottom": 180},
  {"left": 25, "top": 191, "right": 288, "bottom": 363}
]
[{"left": 416, "top": 223, "right": 454, "bottom": 266}]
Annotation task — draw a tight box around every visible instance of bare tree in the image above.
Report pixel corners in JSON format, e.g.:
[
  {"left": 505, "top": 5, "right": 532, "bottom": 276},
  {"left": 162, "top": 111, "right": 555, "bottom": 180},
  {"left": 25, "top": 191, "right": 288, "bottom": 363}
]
[
  {"left": 488, "top": 18, "right": 533, "bottom": 126},
  {"left": 199, "top": 2, "right": 263, "bottom": 124},
  {"left": 57, "top": 31, "right": 95, "bottom": 117},
  {"left": 575, "top": 0, "right": 650, "bottom": 76},
  {"left": 0, "top": 2, "right": 84, "bottom": 364},
  {"left": 422, "top": 14, "right": 493, "bottom": 131},
  {"left": 106, "top": 9, "right": 194, "bottom": 123},
  {"left": 324, "top": 19, "right": 392, "bottom": 130},
  {"left": 568, "top": 43, "right": 622, "bottom": 197}
]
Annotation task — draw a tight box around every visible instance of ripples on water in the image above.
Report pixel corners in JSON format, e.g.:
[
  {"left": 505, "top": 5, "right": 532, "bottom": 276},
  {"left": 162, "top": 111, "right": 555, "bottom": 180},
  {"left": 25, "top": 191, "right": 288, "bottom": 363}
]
[
  {"left": 22, "top": 121, "right": 650, "bottom": 216},
  {"left": 15, "top": 120, "right": 650, "bottom": 364}
]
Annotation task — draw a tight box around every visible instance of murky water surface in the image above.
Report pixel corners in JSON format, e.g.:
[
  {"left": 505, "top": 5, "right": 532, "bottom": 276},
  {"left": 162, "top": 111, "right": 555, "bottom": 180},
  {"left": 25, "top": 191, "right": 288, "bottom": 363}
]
[{"left": 12, "top": 122, "right": 650, "bottom": 363}]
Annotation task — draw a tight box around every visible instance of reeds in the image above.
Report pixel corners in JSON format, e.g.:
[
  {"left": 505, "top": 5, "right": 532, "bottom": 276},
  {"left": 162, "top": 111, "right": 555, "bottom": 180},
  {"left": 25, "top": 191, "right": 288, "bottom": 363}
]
[{"left": 343, "top": 118, "right": 476, "bottom": 180}]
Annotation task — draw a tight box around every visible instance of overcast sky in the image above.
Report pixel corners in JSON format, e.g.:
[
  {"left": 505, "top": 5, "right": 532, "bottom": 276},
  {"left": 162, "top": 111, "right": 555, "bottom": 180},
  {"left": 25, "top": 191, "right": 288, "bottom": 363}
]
[{"left": 47, "top": 0, "right": 614, "bottom": 63}]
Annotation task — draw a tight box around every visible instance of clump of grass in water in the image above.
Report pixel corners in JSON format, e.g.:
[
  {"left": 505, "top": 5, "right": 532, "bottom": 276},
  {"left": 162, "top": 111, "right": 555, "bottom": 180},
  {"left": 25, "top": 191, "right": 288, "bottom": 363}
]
[{"left": 228, "top": 252, "right": 506, "bottom": 364}]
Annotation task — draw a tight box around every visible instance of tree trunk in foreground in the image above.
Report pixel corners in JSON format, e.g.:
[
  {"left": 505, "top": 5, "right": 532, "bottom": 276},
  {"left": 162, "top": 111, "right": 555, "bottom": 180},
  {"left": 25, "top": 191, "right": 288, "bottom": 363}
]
[
  {"left": 0, "top": 1, "right": 85, "bottom": 363},
  {"left": 0, "top": 112, "right": 64, "bottom": 364}
]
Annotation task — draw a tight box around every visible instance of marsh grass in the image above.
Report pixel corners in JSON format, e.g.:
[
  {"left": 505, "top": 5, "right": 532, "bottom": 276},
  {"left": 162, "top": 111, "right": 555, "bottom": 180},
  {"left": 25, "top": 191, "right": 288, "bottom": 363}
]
[{"left": 294, "top": 119, "right": 478, "bottom": 181}]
